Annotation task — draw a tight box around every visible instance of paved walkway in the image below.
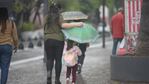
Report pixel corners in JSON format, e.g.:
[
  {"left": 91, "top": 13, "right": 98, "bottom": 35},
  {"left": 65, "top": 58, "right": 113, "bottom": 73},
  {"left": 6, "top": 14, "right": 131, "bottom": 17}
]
[{"left": 7, "top": 40, "right": 113, "bottom": 84}]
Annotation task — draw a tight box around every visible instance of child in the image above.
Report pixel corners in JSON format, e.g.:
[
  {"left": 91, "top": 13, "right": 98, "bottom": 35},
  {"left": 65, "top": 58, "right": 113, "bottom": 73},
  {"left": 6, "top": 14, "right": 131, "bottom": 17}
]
[{"left": 65, "top": 40, "right": 82, "bottom": 84}]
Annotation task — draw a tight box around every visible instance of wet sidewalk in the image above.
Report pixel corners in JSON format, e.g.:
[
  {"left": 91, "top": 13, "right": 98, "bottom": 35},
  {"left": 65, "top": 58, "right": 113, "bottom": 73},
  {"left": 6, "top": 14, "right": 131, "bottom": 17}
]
[{"left": 7, "top": 41, "right": 112, "bottom": 84}]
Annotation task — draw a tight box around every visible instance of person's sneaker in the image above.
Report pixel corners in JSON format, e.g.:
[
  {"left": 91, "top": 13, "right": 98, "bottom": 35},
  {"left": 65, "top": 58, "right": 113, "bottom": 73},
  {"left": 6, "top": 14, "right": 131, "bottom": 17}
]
[
  {"left": 47, "top": 81, "right": 52, "bottom": 84},
  {"left": 72, "top": 82, "right": 75, "bottom": 84},
  {"left": 47, "top": 77, "right": 52, "bottom": 84},
  {"left": 66, "top": 78, "right": 70, "bottom": 84},
  {"left": 55, "top": 80, "right": 61, "bottom": 84}
]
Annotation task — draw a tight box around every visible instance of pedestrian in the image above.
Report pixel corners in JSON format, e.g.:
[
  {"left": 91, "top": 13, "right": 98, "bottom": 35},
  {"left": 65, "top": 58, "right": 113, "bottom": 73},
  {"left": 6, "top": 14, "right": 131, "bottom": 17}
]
[
  {"left": 44, "top": 3, "right": 83, "bottom": 84},
  {"left": 77, "top": 43, "right": 89, "bottom": 74},
  {"left": 61, "top": 19, "right": 84, "bottom": 84},
  {"left": 65, "top": 40, "right": 82, "bottom": 84},
  {"left": 0, "top": 7, "right": 19, "bottom": 84},
  {"left": 110, "top": 7, "right": 124, "bottom": 56}
]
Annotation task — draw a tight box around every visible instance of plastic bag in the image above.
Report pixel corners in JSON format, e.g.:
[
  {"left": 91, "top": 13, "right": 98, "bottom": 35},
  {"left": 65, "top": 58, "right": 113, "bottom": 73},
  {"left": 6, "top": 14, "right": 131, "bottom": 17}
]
[{"left": 117, "top": 38, "right": 127, "bottom": 56}]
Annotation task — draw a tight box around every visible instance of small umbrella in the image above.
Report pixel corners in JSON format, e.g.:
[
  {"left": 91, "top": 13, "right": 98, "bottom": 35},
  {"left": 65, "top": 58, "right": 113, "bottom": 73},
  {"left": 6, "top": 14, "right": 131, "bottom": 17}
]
[
  {"left": 62, "top": 23, "right": 99, "bottom": 43},
  {"left": 61, "top": 11, "right": 88, "bottom": 21}
]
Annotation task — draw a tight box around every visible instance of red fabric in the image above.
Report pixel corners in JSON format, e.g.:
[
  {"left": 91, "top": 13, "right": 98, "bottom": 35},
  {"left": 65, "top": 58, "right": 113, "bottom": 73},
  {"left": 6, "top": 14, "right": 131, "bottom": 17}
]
[{"left": 111, "top": 12, "right": 124, "bottom": 38}]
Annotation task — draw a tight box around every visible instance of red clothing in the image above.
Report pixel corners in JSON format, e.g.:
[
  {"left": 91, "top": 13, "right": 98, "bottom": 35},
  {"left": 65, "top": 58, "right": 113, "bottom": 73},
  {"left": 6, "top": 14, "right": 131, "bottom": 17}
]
[{"left": 111, "top": 12, "right": 124, "bottom": 38}]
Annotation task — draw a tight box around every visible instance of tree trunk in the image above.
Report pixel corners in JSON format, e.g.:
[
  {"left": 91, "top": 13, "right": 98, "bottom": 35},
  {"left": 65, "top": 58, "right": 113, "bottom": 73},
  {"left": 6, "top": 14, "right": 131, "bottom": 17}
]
[
  {"left": 136, "top": 0, "right": 149, "bottom": 56},
  {"left": 23, "top": 10, "right": 31, "bottom": 22}
]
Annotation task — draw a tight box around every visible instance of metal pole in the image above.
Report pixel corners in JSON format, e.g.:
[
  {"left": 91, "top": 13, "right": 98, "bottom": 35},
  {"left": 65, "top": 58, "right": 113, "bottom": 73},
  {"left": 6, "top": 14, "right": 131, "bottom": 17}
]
[{"left": 102, "top": 0, "right": 106, "bottom": 48}]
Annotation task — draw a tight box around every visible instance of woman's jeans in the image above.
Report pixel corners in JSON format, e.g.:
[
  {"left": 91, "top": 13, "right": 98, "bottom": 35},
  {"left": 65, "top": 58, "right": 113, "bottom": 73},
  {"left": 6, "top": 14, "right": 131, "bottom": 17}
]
[
  {"left": 0, "top": 44, "right": 12, "bottom": 84},
  {"left": 112, "top": 38, "right": 123, "bottom": 55}
]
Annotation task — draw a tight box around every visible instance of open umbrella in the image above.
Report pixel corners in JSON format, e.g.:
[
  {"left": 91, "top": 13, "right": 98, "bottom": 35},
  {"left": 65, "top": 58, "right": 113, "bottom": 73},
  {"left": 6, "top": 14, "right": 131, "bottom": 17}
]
[
  {"left": 61, "top": 11, "right": 88, "bottom": 21},
  {"left": 62, "top": 23, "right": 99, "bottom": 43}
]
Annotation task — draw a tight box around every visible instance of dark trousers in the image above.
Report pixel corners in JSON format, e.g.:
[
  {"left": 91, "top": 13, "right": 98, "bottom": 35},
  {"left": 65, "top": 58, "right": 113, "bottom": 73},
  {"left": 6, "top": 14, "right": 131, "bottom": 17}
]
[
  {"left": 112, "top": 38, "right": 123, "bottom": 55},
  {"left": 0, "top": 44, "right": 12, "bottom": 84},
  {"left": 44, "top": 39, "right": 64, "bottom": 81},
  {"left": 78, "top": 43, "right": 87, "bottom": 66},
  {"left": 66, "top": 64, "right": 77, "bottom": 83}
]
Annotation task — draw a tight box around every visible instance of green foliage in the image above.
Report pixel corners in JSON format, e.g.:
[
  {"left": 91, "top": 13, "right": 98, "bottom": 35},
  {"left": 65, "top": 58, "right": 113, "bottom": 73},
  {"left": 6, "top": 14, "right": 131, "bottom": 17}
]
[
  {"left": 21, "top": 22, "right": 34, "bottom": 31},
  {"left": 22, "top": 0, "right": 36, "bottom": 10},
  {"left": 65, "top": 0, "right": 81, "bottom": 11},
  {"left": 13, "top": 0, "right": 35, "bottom": 13},
  {"left": 12, "top": 0, "right": 37, "bottom": 28},
  {"left": 12, "top": 0, "right": 23, "bottom": 13},
  {"left": 107, "top": 0, "right": 116, "bottom": 15},
  {"left": 89, "top": 0, "right": 101, "bottom": 9},
  {"left": 48, "top": 0, "right": 102, "bottom": 14},
  {"left": 107, "top": 0, "right": 115, "bottom": 8}
]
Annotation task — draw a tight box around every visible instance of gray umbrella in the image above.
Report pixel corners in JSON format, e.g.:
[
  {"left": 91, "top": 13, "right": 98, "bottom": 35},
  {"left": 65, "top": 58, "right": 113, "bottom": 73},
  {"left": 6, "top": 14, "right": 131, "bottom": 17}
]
[{"left": 61, "top": 11, "right": 88, "bottom": 21}]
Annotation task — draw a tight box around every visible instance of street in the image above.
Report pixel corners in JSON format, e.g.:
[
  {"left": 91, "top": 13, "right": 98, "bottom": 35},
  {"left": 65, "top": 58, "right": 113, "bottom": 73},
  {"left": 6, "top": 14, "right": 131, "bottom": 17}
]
[
  {"left": 7, "top": 37, "right": 112, "bottom": 84},
  {"left": 1, "top": 0, "right": 148, "bottom": 84}
]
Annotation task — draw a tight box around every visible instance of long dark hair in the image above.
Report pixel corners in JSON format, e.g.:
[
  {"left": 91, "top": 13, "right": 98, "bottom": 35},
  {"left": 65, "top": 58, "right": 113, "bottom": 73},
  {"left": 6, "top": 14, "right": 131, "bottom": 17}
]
[
  {"left": 46, "top": 3, "right": 61, "bottom": 28},
  {"left": 0, "top": 7, "right": 9, "bottom": 33}
]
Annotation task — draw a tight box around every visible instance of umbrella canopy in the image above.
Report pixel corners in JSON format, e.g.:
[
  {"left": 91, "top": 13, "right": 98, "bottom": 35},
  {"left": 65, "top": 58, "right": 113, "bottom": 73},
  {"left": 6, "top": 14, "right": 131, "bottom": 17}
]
[
  {"left": 61, "top": 11, "right": 88, "bottom": 21},
  {"left": 62, "top": 23, "right": 99, "bottom": 43}
]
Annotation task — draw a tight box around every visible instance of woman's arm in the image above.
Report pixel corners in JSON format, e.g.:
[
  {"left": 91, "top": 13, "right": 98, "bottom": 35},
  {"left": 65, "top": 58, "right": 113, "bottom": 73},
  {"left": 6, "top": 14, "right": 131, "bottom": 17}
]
[
  {"left": 12, "top": 21, "right": 19, "bottom": 48},
  {"left": 61, "top": 22, "right": 84, "bottom": 29},
  {"left": 59, "top": 15, "right": 84, "bottom": 28}
]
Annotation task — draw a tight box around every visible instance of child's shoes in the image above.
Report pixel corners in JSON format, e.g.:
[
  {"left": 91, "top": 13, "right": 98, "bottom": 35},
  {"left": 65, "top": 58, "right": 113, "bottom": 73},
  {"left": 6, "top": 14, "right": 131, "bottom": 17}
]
[
  {"left": 72, "top": 82, "right": 75, "bottom": 84},
  {"left": 66, "top": 78, "right": 70, "bottom": 84}
]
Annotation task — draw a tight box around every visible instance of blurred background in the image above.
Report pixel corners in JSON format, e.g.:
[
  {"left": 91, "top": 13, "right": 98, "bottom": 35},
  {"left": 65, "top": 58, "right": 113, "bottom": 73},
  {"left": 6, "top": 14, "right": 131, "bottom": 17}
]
[
  {"left": 2, "top": 0, "right": 124, "bottom": 49},
  {"left": 0, "top": 0, "right": 125, "bottom": 84}
]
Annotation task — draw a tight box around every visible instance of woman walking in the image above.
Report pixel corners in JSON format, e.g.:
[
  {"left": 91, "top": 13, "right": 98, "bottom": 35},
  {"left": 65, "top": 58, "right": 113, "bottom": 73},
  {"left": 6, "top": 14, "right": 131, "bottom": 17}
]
[
  {"left": 44, "top": 4, "right": 83, "bottom": 84},
  {"left": 0, "top": 7, "right": 19, "bottom": 84}
]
